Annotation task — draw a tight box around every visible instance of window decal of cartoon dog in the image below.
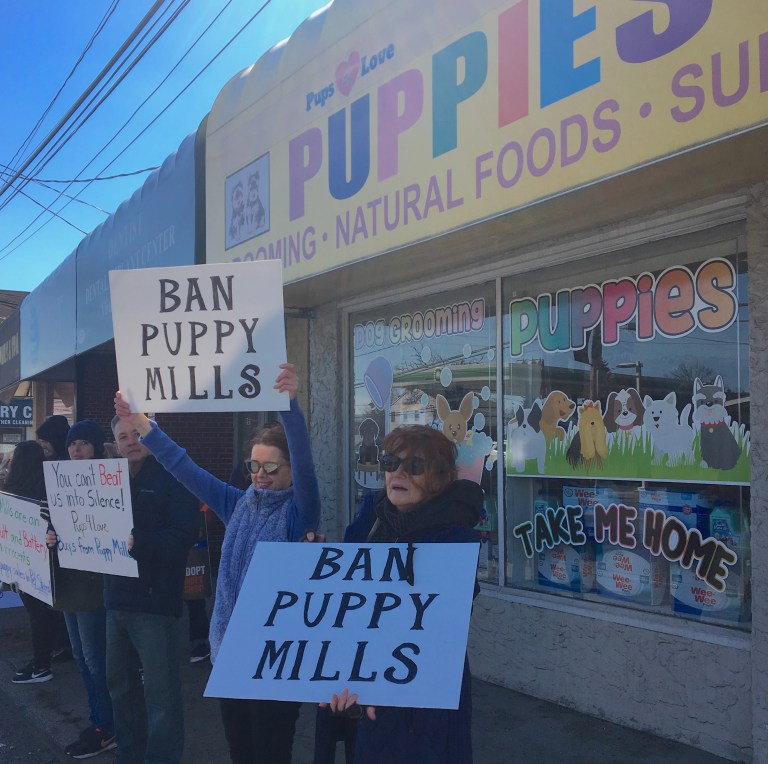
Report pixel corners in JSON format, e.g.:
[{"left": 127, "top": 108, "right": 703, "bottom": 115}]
[
  {"left": 566, "top": 401, "right": 608, "bottom": 468},
  {"left": 436, "top": 392, "right": 474, "bottom": 444},
  {"left": 603, "top": 388, "right": 644, "bottom": 441},
  {"left": 357, "top": 418, "right": 380, "bottom": 467},
  {"left": 507, "top": 401, "right": 546, "bottom": 473},
  {"left": 642, "top": 392, "right": 694, "bottom": 466},
  {"left": 539, "top": 390, "right": 576, "bottom": 443},
  {"left": 692, "top": 376, "right": 742, "bottom": 470}
]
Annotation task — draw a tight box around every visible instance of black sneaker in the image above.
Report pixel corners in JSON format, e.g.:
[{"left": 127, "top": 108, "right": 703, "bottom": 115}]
[
  {"left": 12, "top": 661, "right": 53, "bottom": 683},
  {"left": 65, "top": 726, "right": 116, "bottom": 759},
  {"left": 65, "top": 726, "right": 94, "bottom": 755}
]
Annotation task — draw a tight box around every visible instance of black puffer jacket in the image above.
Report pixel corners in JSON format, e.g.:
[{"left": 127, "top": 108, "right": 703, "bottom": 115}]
[
  {"left": 347, "top": 480, "right": 483, "bottom": 764},
  {"left": 104, "top": 456, "right": 198, "bottom": 618}
]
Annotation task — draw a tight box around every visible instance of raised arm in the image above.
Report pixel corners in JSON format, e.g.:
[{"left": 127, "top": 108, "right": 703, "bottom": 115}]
[
  {"left": 114, "top": 391, "right": 245, "bottom": 524},
  {"left": 275, "top": 363, "right": 320, "bottom": 540}
]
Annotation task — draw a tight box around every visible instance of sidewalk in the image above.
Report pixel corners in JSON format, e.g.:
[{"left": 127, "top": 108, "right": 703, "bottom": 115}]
[{"left": 0, "top": 604, "right": 732, "bottom": 763}]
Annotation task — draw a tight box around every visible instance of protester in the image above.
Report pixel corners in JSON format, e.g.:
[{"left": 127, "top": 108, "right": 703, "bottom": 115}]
[
  {"left": 46, "top": 420, "right": 116, "bottom": 759},
  {"left": 114, "top": 362, "right": 320, "bottom": 764},
  {"left": 36, "top": 414, "right": 71, "bottom": 460},
  {"left": 104, "top": 413, "right": 199, "bottom": 764},
  {"left": 5, "top": 440, "right": 59, "bottom": 684},
  {"left": 319, "top": 424, "right": 482, "bottom": 764},
  {"left": 35, "top": 414, "right": 74, "bottom": 663}
]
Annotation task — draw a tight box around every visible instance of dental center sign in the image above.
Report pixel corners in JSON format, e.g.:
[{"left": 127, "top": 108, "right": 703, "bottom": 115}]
[{"left": 207, "top": 0, "right": 768, "bottom": 278}]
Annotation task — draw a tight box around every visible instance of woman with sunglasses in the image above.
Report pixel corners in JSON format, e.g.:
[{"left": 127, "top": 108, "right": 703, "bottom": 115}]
[
  {"left": 114, "top": 362, "right": 319, "bottom": 764},
  {"left": 317, "top": 424, "right": 482, "bottom": 764}
]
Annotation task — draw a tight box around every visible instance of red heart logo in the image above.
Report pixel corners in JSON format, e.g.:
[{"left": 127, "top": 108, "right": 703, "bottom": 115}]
[{"left": 335, "top": 51, "right": 360, "bottom": 96}]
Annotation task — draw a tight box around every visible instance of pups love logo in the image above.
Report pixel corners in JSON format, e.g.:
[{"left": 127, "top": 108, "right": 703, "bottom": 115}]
[
  {"left": 304, "top": 44, "right": 396, "bottom": 112},
  {"left": 335, "top": 51, "right": 360, "bottom": 96}
]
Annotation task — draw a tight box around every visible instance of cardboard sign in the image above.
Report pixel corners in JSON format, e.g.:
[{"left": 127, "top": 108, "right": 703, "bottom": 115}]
[
  {"left": 205, "top": 542, "right": 479, "bottom": 708},
  {"left": 43, "top": 459, "right": 138, "bottom": 578},
  {"left": 0, "top": 491, "right": 53, "bottom": 605},
  {"left": 109, "top": 261, "right": 288, "bottom": 413}
]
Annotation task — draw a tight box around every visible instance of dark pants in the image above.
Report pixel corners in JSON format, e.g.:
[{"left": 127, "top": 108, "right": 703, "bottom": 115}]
[
  {"left": 19, "top": 592, "right": 62, "bottom": 669},
  {"left": 219, "top": 698, "right": 301, "bottom": 764},
  {"left": 185, "top": 598, "right": 209, "bottom": 643},
  {"left": 313, "top": 707, "right": 357, "bottom": 764}
]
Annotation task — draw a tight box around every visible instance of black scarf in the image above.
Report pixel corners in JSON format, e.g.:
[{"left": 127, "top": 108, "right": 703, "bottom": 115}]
[{"left": 369, "top": 479, "right": 483, "bottom": 543}]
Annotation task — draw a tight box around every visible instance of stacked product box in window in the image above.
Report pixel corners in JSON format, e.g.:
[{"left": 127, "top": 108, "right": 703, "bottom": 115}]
[
  {"left": 637, "top": 487, "right": 709, "bottom": 536},
  {"left": 534, "top": 493, "right": 595, "bottom": 593},
  {"left": 668, "top": 501, "right": 751, "bottom": 623},
  {"left": 536, "top": 542, "right": 596, "bottom": 593},
  {"left": 562, "top": 483, "right": 637, "bottom": 540},
  {"left": 595, "top": 543, "right": 668, "bottom": 605}
]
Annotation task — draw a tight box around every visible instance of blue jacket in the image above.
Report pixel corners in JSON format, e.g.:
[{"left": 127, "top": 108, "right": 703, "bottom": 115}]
[
  {"left": 140, "top": 397, "right": 320, "bottom": 660},
  {"left": 103, "top": 456, "right": 199, "bottom": 617}
]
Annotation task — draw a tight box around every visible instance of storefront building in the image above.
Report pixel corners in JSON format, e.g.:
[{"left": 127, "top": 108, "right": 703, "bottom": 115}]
[{"left": 204, "top": 1, "right": 768, "bottom": 760}]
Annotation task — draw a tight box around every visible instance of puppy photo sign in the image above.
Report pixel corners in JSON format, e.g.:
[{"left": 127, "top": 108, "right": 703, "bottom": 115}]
[{"left": 110, "top": 261, "right": 288, "bottom": 413}]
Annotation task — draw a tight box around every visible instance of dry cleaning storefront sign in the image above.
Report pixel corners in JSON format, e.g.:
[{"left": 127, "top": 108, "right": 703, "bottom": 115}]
[
  {"left": 205, "top": 542, "right": 479, "bottom": 708},
  {"left": 110, "top": 261, "right": 288, "bottom": 413}
]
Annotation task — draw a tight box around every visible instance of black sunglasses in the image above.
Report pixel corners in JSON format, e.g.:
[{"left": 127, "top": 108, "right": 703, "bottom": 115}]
[
  {"left": 379, "top": 455, "right": 427, "bottom": 476},
  {"left": 244, "top": 459, "right": 285, "bottom": 475}
]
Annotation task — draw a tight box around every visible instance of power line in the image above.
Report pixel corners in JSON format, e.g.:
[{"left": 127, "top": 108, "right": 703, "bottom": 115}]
[
  {"left": 0, "top": 0, "right": 168, "bottom": 203},
  {"left": 0, "top": 1, "right": 190, "bottom": 258},
  {"left": 14, "top": 0, "right": 190, "bottom": 203},
  {"left": 0, "top": 0, "right": 277, "bottom": 265},
  {"left": 2, "top": 168, "right": 160, "bottom": 184},
  {"left": 6, "top": 0, "right": 121, "bottom": 173}
]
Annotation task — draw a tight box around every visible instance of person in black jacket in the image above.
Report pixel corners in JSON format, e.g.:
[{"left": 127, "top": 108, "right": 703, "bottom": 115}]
[
  {"left": 105, "top": 416, "right": 199, "bottom": 764},
  {"left": 319, "top": 425, "right": 481, "bottom": 764},
  {"left": 5, "top": 440, "right": 61, "bottom": 684}
]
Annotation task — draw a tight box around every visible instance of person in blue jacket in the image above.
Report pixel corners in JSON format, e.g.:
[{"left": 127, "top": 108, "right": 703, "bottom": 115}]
[
  {"left": 319, "top": 423, "right": 482, "bottom": 764},
  {"left": 114, "top": 362, "right": 320, "bottom": 764}
]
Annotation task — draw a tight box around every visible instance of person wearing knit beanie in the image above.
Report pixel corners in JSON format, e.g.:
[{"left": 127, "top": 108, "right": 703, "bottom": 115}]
[
  {"left": 66, "top": 419, "right": 107, "bottom": 460},
  {"left": 36, "top": 415, "right": 70, "bottom": 460}
]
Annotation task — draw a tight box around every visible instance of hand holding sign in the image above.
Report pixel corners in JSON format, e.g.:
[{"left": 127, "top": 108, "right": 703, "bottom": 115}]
[{"left": 319, "top": 688, "right": 376, "bottom": 721}]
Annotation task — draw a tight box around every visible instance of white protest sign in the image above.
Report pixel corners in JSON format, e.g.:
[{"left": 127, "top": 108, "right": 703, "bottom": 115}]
[
  {"left": 0, "top": 491, "right": 53, "bottom": 605},
  {"left": 205, "top": 542, "right": 479, "bottom": 708},
  {"left": 43, "top": 459, "right": 138, "bottom": 577},
  {"left": 110, "top": 260, "right": 288, "bottom": 413}
]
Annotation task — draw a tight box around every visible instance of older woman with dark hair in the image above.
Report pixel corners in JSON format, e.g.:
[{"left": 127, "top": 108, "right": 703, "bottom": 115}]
[{"left": 318, "top": 424, "right": 482, "bottom": 764}]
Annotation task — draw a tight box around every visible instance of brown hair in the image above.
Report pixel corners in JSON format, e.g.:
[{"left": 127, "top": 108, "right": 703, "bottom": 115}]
[
  {"left": 250, "top": 421, "right": 290, "bottom": 463},
  {"left": 380, "top": 425, "right": 457, "bottom": 498}
]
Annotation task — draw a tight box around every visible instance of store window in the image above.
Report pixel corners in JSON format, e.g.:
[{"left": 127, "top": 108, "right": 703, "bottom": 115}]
[
  {"left": 502, "top": 241, "right": 750, "bottom": 630},
  {"left": 350, "top": 284, "right": 498, "bottom": 579}
]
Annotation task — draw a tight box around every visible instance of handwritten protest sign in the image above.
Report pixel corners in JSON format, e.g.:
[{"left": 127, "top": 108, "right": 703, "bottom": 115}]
[
  {"left": 0, "top": 491, "right": 52, "bottom": 604},
  {"left": 205, "top": 542, "right": 479, "bottom": 709},
  {"left": 110, "top": 260, "right": 288, "bottom": 413},
  {"left": 43, "top": 459, "right": 138, "bottom": 577}
]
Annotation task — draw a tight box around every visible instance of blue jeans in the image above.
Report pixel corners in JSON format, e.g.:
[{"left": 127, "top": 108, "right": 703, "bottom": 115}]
[
  {"left": 106, "top": 609, "right": 184, "bottom": 764},
  {"left": 65, "top": 608, "right": 113, "bottom": 733}
]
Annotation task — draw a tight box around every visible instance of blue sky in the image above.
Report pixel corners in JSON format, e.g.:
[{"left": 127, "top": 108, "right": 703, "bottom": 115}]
[{"left": 0, "top": 0, "right": 329, "bottom": 293}]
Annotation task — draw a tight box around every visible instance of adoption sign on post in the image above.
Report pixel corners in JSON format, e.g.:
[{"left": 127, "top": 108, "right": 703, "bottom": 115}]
[
  {"left": 205, "top": 541, "right": 479, "bottom": 708},
  {"left": 43, "top": 459, "right": 138, "bottom": 578},
  {"left": 109, "top": 260, "right": 288, "bottom": 413},
  {"left": 0, "top": 491, "right": 53, "bottom": 605}
]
